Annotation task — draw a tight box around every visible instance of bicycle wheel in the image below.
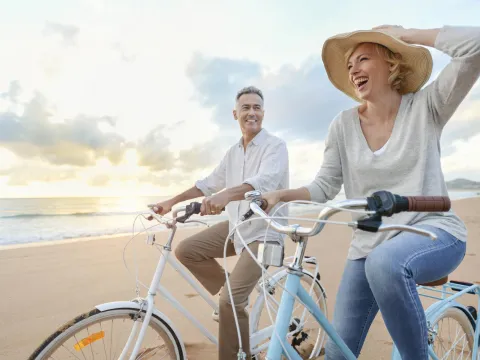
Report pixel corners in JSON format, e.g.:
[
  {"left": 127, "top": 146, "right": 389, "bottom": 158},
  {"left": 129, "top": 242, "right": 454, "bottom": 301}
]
[
  {"left": 29, "top": 307, "right": 184, "bottom": 360},
  {"left": 428, "top": 306, "right": 476, "bottom": 359},
  {"left": 250, "top": 270, "right": 327, "bottom": 359}
]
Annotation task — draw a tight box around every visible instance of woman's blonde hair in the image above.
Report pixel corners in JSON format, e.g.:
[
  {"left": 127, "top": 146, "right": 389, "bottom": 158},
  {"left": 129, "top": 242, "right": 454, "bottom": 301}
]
[{"left": 345, "top": 43, "right": 412, "bottom": 92}]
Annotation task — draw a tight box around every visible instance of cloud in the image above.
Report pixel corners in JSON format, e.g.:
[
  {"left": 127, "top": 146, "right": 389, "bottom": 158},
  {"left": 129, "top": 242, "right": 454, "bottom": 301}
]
[
  {"left": 187, "top": 53, "right": 356, "bottom": 141},
  {"left": 112, "top": 42, "right": 136, "bottom": 63},
  {"left": 140, "top": 171, "right": 191, "bottom": 188},
  {"left": 1, "top": 81, "right": 21, "bottom": 103},
  {"left": 186, "top": 53, "right": 263, "bottom": 137},
  {"left": 286, "top": 139, "right": 327, "bottom": 188},
  {"left": 0, "top": 90, "right": 129, "bottom": 166},
  {"left": 136, "top": 126, "right": 176, "bottom": 171},
  {"left": 441, "top": 132, "right": 480, "bottom": 180},
  {"left": 43, "top": 22, "right": 79, "bottom": 46},
  {"left": 259, "top": 59, "right": 356, "bottom": 140},
  {"left": 177, "top": 136, "right": 235, "bottom": 172},
  {"left": 89, "top": 174, "right": 111, "bottom": 187},
  {"left": 135, "top": 120, "right": 236, "bottom": 174},
  {"left": 440, "top": 87, "right": 480, "bottom": 156},
  {"left": 188, "top": 50, "right": 480, "bottom": 149},
  {"left": 0, "top": 163, "right": 77, "bottom": 186},
  {"left": 0, "top": 82, "right": 230, "bottom": 180}
]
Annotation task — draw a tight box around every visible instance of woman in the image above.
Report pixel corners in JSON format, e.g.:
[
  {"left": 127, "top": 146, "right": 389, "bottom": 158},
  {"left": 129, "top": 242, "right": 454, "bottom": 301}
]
[{"left": 261, "top": 25, "right": 480, "bottom": 359}]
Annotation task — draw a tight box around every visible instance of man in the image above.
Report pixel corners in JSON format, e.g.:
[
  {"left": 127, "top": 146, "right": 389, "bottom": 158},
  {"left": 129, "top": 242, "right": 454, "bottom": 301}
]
[{"left": 152, "top": 86, "right": 289, "bottom": 359}]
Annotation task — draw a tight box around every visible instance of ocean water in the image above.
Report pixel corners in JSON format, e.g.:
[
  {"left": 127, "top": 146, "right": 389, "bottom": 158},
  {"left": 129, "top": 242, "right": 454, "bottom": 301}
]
[{"left": 0, "top": 191, "right": 478, "bottom": 247}]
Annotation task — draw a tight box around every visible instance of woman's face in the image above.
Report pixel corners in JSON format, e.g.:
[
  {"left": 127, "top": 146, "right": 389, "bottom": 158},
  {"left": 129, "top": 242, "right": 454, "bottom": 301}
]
[{"left": 347, "top": 43, "right": 393, "bottom": 101}]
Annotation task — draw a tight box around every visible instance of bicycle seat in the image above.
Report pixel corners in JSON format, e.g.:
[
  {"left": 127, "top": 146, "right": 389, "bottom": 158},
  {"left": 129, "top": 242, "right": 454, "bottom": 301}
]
[{"left": 417, "top": 276, "right": 448, "bottom": 287}]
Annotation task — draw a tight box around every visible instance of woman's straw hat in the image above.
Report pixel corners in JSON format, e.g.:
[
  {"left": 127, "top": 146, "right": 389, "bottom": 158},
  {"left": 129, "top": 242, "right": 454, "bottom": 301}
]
[{"left": 321, "top": 30, "right": 433, "bottom": 102}]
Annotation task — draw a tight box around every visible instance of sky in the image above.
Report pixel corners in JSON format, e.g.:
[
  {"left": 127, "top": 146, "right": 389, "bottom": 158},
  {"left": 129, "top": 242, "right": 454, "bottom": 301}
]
[{"left": 0, "top": 0, "right": 479, "bottom": 198}]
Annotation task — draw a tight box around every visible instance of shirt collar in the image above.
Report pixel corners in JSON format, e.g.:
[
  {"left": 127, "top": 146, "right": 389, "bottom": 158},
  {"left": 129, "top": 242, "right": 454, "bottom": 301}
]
[{"left": 237, "top": 128, "right": 268, "bottom": 148}]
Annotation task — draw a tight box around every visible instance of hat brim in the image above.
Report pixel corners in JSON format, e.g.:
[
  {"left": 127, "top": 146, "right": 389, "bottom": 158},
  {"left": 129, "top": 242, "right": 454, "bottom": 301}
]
[{"left": 321, "top": 30, "right": 433, "bottom": 103}]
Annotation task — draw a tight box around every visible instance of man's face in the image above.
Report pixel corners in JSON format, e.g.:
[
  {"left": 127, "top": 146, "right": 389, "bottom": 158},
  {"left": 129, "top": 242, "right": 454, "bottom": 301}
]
[{"left": 233, "top": 93, "right": 264, "bottom": 138}]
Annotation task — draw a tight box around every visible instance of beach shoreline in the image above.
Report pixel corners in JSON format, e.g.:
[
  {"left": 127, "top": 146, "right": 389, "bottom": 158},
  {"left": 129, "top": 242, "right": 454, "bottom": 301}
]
[
  {"left": 0, "top": 228, "right": 174, "bottom": 251},
  {"left": 1, "top": 191, "right": 478, "bottom": 248}
]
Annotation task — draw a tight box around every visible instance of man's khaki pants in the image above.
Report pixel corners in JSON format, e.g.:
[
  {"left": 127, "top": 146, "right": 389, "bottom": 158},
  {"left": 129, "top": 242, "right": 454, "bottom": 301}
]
[{"left": 175, "top": 220, "right": 262, "bottom": 360}]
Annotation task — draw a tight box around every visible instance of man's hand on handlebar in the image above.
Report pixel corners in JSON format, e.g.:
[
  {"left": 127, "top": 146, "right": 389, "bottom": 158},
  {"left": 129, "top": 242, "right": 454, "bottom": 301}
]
[
  {"left": 146, "top": 199, "right": 175, "bottom": 221},
  {"left": 200, "top": 192, "right": 229, "bottom": 216}
]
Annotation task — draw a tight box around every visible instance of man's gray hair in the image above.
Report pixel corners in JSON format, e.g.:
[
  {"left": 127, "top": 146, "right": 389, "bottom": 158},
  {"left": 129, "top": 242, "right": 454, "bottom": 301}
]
[{"left": 235, "top": 86, "right": 264, "bottom": 102}]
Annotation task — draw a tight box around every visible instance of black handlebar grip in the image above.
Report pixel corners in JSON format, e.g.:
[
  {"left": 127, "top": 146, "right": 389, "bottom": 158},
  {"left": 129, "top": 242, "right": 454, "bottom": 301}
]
[
  {"left": 404, "top": 196, "right": 451, "bottom": 212},
  {"left": 260, "top": 199, "right": 268, "bottom": 210},
  {"left": 176, "top": 202, "right": 202, "bottom": 223},
  {"left": 191, "top": 202, "right": 202, "bottom": 214}
]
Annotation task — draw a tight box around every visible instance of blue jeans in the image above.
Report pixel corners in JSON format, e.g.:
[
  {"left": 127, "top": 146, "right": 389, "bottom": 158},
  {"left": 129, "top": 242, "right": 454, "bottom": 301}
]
[{"left": 324, "top": 225, "right": 466, "bottom": 360}]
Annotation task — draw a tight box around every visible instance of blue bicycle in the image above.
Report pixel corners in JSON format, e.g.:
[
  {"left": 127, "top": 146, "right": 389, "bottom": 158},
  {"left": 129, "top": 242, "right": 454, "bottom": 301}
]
[{"left": 244, "top": 190, "right": 480, "bottom": 360}]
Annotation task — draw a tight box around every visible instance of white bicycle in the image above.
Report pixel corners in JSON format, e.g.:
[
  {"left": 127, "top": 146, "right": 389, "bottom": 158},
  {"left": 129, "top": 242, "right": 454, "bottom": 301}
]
[{"left": 28, "top": 201, "right": 328, "bottom": 360}]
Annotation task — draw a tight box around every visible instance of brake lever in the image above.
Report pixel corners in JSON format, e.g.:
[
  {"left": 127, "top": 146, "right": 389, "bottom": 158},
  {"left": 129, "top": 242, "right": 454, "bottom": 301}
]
[
  {"left": 241, "top": 190, "right": 269, "bottom": 221},
  {"left": 176, "top": 202, "right": 202, "bottom": 223},
  {"left": 377, "top": 224, "right": 438, "bottom": 240}
]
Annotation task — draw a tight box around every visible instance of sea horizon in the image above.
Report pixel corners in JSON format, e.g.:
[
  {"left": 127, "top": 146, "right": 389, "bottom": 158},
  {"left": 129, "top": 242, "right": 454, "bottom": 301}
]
[{"left": 1, "top": 190, "right": 478, "bottom": 248}]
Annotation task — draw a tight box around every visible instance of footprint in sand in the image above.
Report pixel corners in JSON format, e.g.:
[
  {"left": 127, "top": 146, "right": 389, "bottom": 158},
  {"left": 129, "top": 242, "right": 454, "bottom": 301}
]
[
  {"left": 184, "top": 293, "right": 199, "bottom": 298},
  {"left": 184, "top": 343, "right": 217, "bottom": 359},
  {"left": 184, "top": 342, "right": 326, "bottom": 359}
]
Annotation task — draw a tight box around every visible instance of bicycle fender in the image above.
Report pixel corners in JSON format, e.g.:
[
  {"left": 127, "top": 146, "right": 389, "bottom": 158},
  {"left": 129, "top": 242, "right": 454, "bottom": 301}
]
[
  {"left": 425, "top": 300, "right": 464, "bottom": 320},
  {"left": 426, "top": 301, "right": 477, "bottom": 328},
  {"left": 95, "top": 301, "right": 188, "bottom": 359}
]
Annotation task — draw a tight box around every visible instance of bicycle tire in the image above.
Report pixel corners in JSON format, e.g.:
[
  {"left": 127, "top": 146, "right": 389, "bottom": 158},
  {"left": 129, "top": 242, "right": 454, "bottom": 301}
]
[
  {"left": 428, "top": 306, "right": 476, "bottom": 359},
  {"left": 250, "top": 270, "right": 328, "bottom": 359},
  {"left": 28, "top": 307, "right": 185, "bottom": 360}
]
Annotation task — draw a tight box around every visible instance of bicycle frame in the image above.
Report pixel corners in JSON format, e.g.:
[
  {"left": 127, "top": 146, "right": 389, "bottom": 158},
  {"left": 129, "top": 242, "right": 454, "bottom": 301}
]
[
  {"left": 241, "top": 193, "right": 477, "bottom": 360},
  {"left": 265, "top": 236, "right": 357, "bottom": 360},
  {"left": 266, "top": 238, "right": 478, "bottom": 360},
  {"left": 117, "top": 214, "right": 282, "bottom": 359}
]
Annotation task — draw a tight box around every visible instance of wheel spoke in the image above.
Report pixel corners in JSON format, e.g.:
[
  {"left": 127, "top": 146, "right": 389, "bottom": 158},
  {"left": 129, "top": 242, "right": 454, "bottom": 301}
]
[
  {"left": 86, "top": 326, "right": 95, "bottom": 360},
  {"left": 109, "top": 319, "right": 113, "bottom": 360},
  {"left": 61, "top": 342, "right": 84, "bottom": 360},
  {"left": 430, "top": 309, "right": 473, "bottom": 360},
  {"left": 73, "top": 334, "right": 88, "bottom": 360},
  {"left": 100, "top": 322, "right": 108, "bottom": 360}
]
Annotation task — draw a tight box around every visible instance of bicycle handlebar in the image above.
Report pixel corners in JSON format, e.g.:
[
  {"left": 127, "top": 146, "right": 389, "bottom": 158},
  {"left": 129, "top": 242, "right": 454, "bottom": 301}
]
[
  {"left": 146, "top": 190, "right": 448, "bottom": 240},
  {"left": 147, "top": 201, "right": 225, "bottom": 225},
  {"left": 244, "top": 190, "right": 445, "bottom": 240}
]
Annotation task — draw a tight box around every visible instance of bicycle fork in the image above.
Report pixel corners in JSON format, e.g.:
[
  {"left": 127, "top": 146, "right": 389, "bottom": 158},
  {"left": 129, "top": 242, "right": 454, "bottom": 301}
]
[{"left": 118, "top": 246, "right": 171, "bottom": 360}]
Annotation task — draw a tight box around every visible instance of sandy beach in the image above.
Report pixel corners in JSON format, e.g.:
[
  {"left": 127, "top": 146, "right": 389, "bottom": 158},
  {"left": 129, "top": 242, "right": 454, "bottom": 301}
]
[{"left": 1, "top": 197, "right": 479, "bottom": 360}]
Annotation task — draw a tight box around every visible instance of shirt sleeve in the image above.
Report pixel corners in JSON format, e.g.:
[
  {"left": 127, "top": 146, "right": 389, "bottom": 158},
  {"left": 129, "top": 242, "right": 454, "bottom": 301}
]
[
  {"left": 242, "top": 140, "right": 289, "bottom": 192},
  {"left": 304, "top": 119, "right": 343, "bottom": 203},
  {"left": 422, "top": 26, "right": 480, "bottom": 129},
  {"left": 195, "top": 150, "right": 228, "bottom": 196}
]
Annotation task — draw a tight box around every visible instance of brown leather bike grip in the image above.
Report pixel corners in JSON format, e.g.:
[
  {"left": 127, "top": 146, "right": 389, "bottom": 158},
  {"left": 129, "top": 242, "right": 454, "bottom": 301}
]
[{"left": 405, "top": 196, "right": 451, "bottom": 212}]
